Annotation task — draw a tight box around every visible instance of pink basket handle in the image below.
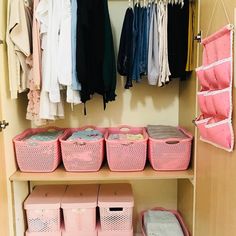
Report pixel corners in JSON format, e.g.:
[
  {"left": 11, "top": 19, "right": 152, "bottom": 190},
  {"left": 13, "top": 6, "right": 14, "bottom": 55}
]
[
  {"left": 73, "top": 141, "right": 87, "bottom": 146},
  {"left": 118, "top": 125, "right": 133, "bottom": 132},
  {"left": 165, "top": 139, "right": 181, "bottom": 144},
  {"left": 121, "top": 141, "right": 134, "bottom": 146},
  {"left": 80, "top": 125, "right": 97, "bottom": 131}
]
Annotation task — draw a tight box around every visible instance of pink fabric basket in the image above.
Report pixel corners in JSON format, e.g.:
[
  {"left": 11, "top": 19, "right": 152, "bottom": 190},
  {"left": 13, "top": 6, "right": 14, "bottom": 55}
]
[
  {"left": 60, "top": 126, "right": 105, "bottom": 172},
  {"left": 141, "top": 207, "right": 190, "bottom": 236},
  {"left": 13, "top": 127, "right": 64, "bottom": 173},
  {"left": 105, "top": 126, "right": 148, "bottom": 172},
  {"left": 148, "top": 127, "right": 193, "bottom": 171}
]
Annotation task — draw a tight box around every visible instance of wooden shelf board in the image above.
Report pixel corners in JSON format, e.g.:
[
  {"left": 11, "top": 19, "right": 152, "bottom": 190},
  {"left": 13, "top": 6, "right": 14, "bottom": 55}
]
[{"left": 10, "top": 165, "right": 194, "bottom": 182}]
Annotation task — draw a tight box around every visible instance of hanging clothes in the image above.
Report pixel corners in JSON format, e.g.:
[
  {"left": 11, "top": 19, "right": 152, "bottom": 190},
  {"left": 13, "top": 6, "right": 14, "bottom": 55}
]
[
  {"left": 158, "top": 1, "right": 170, "bottom": 86},
  {"left": 148, "top": 3, "right": 160, "bottom": 86},
  {"left": 185, "top": 0, "right": 195, "bottom": 72},
  {"left": 32, "top": 0, "right": 41, "bottom": 90},
  {"left": 139, "top": 6, "right": 148, "bottom": 76},
  {"left": 57, "top": 0, "right": 81, "bottom": 105},
  {"left": 36, "top": 0, "right": 64, "bottom": 120},
  {"left": 6, "top": 0, "right": 33, "bottom": 99},
  {"left": 168, "top": 0, "right": 189, "bottom": 79},
  {"left": 102, "top": 0, "right": 117, "bottom": 104},
  {"left": 71, "top": 0, "right": 81, "bottom": 91},
  {"left": 26, "top": 0, "right": 46, "bottom": 126},
  {"left": 131, "top": 3, "right": 142, "bottom": 82},
  {"left": 76, "top": 0, "right": 116, "bottom": 110},
  {"left": 117, "top": 7, "right": 134, "bottom": 89}
]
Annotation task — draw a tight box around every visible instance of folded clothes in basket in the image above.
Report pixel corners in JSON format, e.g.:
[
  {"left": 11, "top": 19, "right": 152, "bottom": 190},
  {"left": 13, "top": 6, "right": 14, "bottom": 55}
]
[
  {"left": 24, "top": 130, "right": 63, "bottom": 142},
  {"left": 147, "top": 125, "right": 187, "bottom": 139},
  {"left": 108, "top": 133, "right": 144, "bottom": 140},
  {"left": 67, "top": 130, "right": 103, "bottom": 141},
  {"left": 144, "top": 210, "right": 184, "bottom": 236}
]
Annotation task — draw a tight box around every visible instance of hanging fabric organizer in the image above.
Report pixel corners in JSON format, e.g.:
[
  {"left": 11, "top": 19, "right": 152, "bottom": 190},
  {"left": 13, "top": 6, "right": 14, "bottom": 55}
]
[{"left": 195, "top": 24, "right": 234, "bottom": 152}]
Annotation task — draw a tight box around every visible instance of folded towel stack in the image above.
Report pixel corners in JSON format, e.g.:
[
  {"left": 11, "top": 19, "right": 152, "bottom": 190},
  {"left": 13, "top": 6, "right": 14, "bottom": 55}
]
[
  {"left": 25, "top": 130, "right": 63, "bottom": 142},
  {"left": 144, "top": 210, "right": 184, "bottom": 236},
  {"left": 147, "top": 125, "right": 187, "bottom": 140},
  {"left": 67, "top": 130, "right": 104, "bottom": 141}
]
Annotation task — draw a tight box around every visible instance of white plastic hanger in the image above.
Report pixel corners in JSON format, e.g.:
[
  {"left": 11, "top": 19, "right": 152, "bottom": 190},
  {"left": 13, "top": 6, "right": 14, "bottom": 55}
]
[{"left": 128, "top": 0, "right": 132, "bottom": 8}]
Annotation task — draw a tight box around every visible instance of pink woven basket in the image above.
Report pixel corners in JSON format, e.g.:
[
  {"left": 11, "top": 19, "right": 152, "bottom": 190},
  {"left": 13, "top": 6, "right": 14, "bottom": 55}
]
[
  {"left": 148, "top": 127, "right": 193, "bottom": 171},
  {"left": 13, "top": 127, "right": 64, "bottom": 173},
  {"left": 60, "top": 126, "right": 106, "bottom": 172},
  {"left": 105, "top": 125, "right": 148, "bottom": 172},
  {"left": 141, "top": 207, "right": 190, "bottom": 236}
]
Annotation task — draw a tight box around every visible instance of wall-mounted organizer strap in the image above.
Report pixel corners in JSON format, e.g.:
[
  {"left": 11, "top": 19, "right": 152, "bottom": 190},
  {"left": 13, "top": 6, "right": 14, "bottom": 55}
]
[{"left": 195, "top": 24, "right": 234, "bottom": 152}]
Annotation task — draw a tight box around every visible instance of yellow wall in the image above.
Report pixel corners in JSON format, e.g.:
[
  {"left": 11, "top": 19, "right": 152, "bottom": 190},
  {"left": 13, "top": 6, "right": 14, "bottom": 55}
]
[{"left": 55, "top": 1, "right": 180, "bottom": 128}]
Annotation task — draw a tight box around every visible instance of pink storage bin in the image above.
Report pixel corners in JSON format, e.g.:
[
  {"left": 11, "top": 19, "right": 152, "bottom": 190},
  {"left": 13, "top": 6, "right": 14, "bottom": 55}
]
[
  {"left": 202, "top": 25, "right": 232, "bottom": 65},
  {"left": 148, "top": 127, "right": 193, "bottom": 171},
  {"left": 105, "top": 126, "right": 148, "bottom": 172},
  {"left": 197, "top": 88, "right": 231, "bottom": 117},
  {"left": 98, "top": 184, "right": 134, "bottom": 231},
  {"left": 24, "top": 185, "right": 67, "bottom": 233},
  {"left": 141, "top": 207, "right": 190, "bottom": 236},
  {"left": 60, "top": 126, "right": 105, "bottom": 172},
  {"left": 97, "top": 224, "right": 133, "bottom": 236},
  {"left": 195, "top": 115, "right": 211, "bottom": 140},
  {"left": 62, "top": 226, "right": 97, "bottom": 236},
  {"left": 13, "top": 127, "right": 64, "bottom": 173},
  {"left": 61, "top": 184, "right": 99, "bottom": 232},
  {"left": 25, "top": 230, "right": 61, "bottom": 236},
  {"left": 206, "top": 118, "right": 233, "bottom": 150}
]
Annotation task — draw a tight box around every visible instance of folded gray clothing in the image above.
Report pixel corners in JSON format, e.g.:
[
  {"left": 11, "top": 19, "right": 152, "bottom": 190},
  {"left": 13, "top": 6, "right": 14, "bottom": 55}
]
[
  {"left": 147, "top": 125, "right": 187, "bottom": 139},
  {"left": 144, "top": 210, "right": 184, "bottom": 236}
]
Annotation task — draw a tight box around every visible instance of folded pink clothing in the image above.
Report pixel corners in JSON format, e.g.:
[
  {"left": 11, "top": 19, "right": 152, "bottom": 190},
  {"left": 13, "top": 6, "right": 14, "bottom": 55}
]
[{"left": 108, "top": 133, "right": 144, "bottom": 141}]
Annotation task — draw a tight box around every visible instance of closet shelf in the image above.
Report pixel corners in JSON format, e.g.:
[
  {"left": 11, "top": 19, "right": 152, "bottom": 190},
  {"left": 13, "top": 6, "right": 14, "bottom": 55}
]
[{"left": 10, "top": 165, "right": 194, "bottom": 182}]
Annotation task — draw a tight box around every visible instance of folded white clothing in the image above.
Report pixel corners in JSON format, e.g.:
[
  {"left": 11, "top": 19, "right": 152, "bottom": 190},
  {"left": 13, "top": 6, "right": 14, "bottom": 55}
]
[{"left": 144, "top": 210, "right": 184, "bottom": 236}]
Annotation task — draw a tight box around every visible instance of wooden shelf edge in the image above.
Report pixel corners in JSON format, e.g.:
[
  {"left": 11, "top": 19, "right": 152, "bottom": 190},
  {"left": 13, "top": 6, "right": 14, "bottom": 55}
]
[{"left": 10, "top": 166, "right": 194, "bottom": 182}]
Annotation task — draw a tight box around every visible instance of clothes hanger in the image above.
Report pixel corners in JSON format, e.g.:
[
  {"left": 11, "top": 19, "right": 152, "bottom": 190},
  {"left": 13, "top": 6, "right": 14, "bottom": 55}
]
[{"left": 128, "top": 0, "right": 132, "bottom": 8}]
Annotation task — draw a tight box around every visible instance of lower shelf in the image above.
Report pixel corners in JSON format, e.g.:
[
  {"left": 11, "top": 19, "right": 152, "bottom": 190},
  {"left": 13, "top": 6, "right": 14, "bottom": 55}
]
[{"left": 10, "top": 165, "right": 194, "bottom": 182}]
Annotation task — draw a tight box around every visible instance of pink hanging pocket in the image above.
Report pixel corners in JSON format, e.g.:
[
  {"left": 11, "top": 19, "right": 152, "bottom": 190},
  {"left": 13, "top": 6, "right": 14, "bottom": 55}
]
[
  {"left": 197, "top": 88, "right": 231, "bottom": 117},
  {"left": 195, "top": 115, "right": 211, "bottom": 140},
  {"left": 214, "top": 60, "right": 231, "bottom": 88},
  {"left": 202, "top": 25, "right": 232, "bottom": 65},
  {"left": 205, "top": 118, "right": 234, "bottom": 151},
  {"left": 196, "top": 59, "right": 231, "bottom": 91}
]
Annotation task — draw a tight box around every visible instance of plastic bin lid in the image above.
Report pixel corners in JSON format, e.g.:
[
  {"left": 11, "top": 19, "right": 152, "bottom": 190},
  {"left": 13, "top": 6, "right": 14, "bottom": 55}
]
[
  {"left": 24, "top": 185, "right": 67, "bottom": 210},
  {"left": 61, "top": 184, "right": 99, "bottom": 209},
  {"left": 98, "top": 184, "right": 134, "bottom": 207}
]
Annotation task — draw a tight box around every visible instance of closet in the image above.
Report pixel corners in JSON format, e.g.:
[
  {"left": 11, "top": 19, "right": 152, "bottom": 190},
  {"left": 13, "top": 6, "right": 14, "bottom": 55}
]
[{"left": 0, "top": 0, "right": 236, "bottom": 235}]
